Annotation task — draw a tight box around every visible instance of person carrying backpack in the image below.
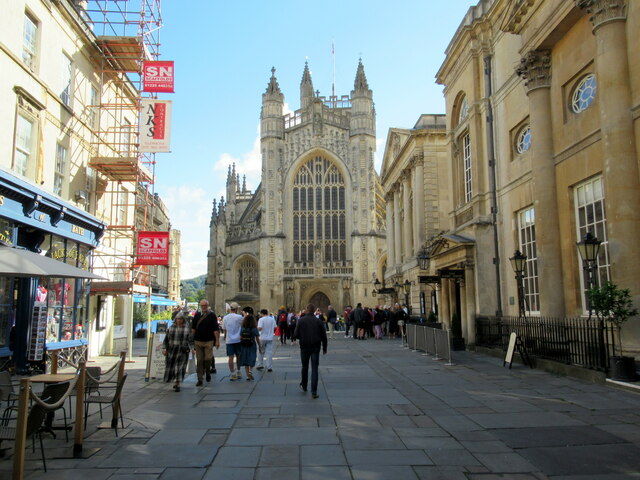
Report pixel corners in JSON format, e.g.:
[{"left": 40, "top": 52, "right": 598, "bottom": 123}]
[
  {"left": 239, "top": 309, "right": 261, "bottom": 380},
  {"left": 277, "top": 306, "right": 288, "bottom": 345}
]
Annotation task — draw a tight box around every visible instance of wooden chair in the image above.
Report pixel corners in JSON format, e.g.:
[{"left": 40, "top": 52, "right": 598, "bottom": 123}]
[
  {"left": 84, "top": 374, "right": 127, "bottom": 436},
  {"left": 0, "top": 403, "right": 48, "bottom": 471}
]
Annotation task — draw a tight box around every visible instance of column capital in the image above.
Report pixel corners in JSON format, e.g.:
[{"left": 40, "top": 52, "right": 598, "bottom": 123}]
[
  {"left": 577, "top": 0, "right": 627, "bottom": 30},
  {"left": 384, "top": 191, "right": 394, "bottom": 202},
  {"left": 516, "top": 50, "right": 552, "bottom": 93},
  {"left": 410, "top": 152, "right": 424, "bottom": 168}
]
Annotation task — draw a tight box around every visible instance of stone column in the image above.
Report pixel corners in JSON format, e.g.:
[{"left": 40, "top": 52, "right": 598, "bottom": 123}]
[
  {"left": 402, "top": 172, "right": 413, "bottom": 262},
  {"left": 385, "top": 192, "right": 395, "bottom": 269},
  {"left": 412, "top": 154, "right": 425, "bottom": 256},
  {"left": 579, "top": 0, "right": 640, "bottom": 291},
  {"left": 393, "top": 185, "right": 402, "bottom": 268},
  {"left": 516, "top": 50, "right": 565, "bottom": 317}
]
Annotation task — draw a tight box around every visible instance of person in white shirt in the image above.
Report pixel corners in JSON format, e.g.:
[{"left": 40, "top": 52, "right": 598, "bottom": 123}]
[
  {"left": 222, "top": 302, "right": 244, "bottom": 380},
  {"left": 256, "top": 309, "right": 277, "bottom": 372}
]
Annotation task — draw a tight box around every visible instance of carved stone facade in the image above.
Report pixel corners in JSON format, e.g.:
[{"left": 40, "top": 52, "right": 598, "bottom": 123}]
[{"left": 207, "top": 62, "right": 386, "bottom": 314}]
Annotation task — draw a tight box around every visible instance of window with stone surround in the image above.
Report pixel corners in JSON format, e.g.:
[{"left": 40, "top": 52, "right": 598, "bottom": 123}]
[
  {"left": 54, "top": 143, "right": 67, "bottom": 196},
  {"left": 462, "top": 133, "right": 472, "bottom": 203},
  {"left": 516, "top": 125, "right": 531, "bottom": 154},
  {"left": 574, "top": 177, "right": 610, "bottom": 311},
  {"left": 23, "top": 11, "right": 39, "bottom": 71},
  {"left": 292, "top": 155, "right": 346, "bottom": 264},
  {"left": 517, "top": 207, "right": 539, "bottom": 313},
  {"left": 237, "top": 257, "right": 259, "bottom": 293},
  {"left": 571, "top": 74, "right": 596, "bottom": 114}
]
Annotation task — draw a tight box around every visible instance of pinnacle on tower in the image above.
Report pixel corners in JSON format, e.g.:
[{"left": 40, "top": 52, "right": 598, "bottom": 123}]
[
  {"left": 300, "top": 61, "right": 315, "bottom": 109},
  {"left": 242, "top": 175, "right": 247, "bottom": 192},
  {"left": 265, "top": 66, "right": 282, "bottom": 95},
  {"left": 301, "top": 61, "right": 312, "bottom": 86},
  {"left": 354, "top": 58, "right": 369, "bottom": 91}
]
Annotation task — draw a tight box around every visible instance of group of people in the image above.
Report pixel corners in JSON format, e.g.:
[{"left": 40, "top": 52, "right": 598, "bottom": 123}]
[
  {"left": 342, "top": 303, "right": 409, "bottom": 340},
  {"left": 162, "top": 301, "right": 328, "bottom": 397}
]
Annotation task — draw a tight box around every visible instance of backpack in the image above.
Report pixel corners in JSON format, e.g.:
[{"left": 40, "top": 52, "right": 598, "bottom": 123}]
[
  {"left": 278, "top": 312, "right": 287, "bottom": 325},
  {"left": 240, "top": 327, "right": 253, "bottom": 347}
]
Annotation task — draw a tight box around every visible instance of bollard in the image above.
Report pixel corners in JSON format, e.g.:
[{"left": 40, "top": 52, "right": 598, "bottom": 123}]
[
  {"left": 13, "top": 378, "right": 31, "bottom": 480},
  {"left": 73, "top": 361, "right": 86, "bottom": 456}
]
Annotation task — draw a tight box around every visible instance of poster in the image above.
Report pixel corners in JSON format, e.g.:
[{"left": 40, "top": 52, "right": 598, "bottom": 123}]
[
  {"left": 139, "top": 99, "right": 172, "bottom": 152},
  {"left": 148, "top": 332, "right": 166, "bottom": 379}
]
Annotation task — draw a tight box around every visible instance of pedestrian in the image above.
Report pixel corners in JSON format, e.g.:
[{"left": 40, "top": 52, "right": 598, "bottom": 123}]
[
  {"left": 256, "top": 309, "right": 277, "bottom": 371},
  {"left": 239, "top": 312, "right": 261, "bottom": 380},
  {"left": 327, "top": 305, "right": 337, "bottom": 339},
  {"left": 162, "top": 311, "right": 194, "bottom": 392},
  {"left": 222, "top": 302, "right": 244, "bottom": 380},
  {"left": 277, "top": 306, "right": 288, "bottom": 345},
  {"left": 293, "top": 303, "right": 328, "bottom": 399},
  {"left": 343, "top": 305, "right": 352, "bottom": 337},
  {"left": 352, "top": 302, "right": 366, "bottom": 339},
  {"left": 191, "top": 299, "right": 220, "bottom": 386},
  {"left": 373, "top": 306, "right": 385, "bottom": 339}
]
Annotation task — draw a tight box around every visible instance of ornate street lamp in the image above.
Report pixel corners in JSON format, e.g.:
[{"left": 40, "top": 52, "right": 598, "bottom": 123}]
[
  {"left": 403, "top": 279, "right": 411, "bottom": 314},
  {"left": 417, "top": 246, "right": 430, "bottom": 270},
  {"left": 509, "top": 250, "right": 527, "bottom": 318},
  {"left": 372, "top": 278, "right": 381, "bottom": 297},
  {"left": 576, "top": 231, "right": 601, "bottom": 316}
]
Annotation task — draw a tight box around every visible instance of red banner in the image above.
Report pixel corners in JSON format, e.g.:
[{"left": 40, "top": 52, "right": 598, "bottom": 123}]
[
  {"left": 143, "top": 61, "right": 175, "bottom": 93},
  {"left": 136, "top": 231, "right": 170, "bottom": 265}
]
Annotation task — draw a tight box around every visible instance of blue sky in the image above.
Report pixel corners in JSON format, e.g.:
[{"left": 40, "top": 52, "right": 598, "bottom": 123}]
[{"left": 153, "top": 1, "right": 477, "bottom": 279}]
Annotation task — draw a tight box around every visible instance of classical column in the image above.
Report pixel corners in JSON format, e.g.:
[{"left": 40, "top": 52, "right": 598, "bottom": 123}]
[
  {"left": 402, "top": 172, "right": 413, "bottom": 262},
  {"left": 412, "top": 154, "right": 425, "bottom": 256},
  {"left": 517, "top": 50, "right": 565, "bottom": 317},
  {"left": 393, "top": 185, "right": 402, "bottom": 268},
  {"left": 578, "top": 0, "right": 640, "bottom": 291},
  {"left": 385, "top": 192, "right": 395, "bottom": 269}
]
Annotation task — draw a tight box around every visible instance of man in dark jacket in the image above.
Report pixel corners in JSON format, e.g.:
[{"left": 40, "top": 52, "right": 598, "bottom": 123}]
[
  {"left": 293, "top": 303, "right": 328, "bottom": 398},
  {"left": 192, "top": 300, "right": 220, "bottom": 386}
]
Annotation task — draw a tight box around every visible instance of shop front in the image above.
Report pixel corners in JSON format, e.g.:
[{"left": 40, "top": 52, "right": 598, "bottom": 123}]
[{"left": 0, "top": 169, "right": 105, "bottom": 373}]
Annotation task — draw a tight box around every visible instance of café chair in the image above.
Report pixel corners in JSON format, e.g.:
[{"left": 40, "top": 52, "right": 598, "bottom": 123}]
[
  {"left": 0, "top": 370, "right": 19, "bottom": 425},
  {"left": 84, "top": 374, "right": 127, "bottom": 436},
  {"left": 39, "top": 381, "right": 71, "bottom": 442},
  {"left": 0, "top": 403, "right": 48, "bottom": 471}
]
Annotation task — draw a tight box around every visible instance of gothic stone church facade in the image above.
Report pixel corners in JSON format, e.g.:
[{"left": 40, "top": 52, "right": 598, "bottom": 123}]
[{"left": 206, "top": 62, "right": 386, "bottom": 314}]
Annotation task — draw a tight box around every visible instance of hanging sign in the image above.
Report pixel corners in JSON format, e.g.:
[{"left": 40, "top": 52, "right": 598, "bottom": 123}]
[
  {"left": 136, "top": 231, "right": 170, "bottom": 265},
  {"left": 143, "top": 61, "right": 175, "bottom": 93},
  {"left": 139, "top": 99, "right": 172, "bottom": 152}
]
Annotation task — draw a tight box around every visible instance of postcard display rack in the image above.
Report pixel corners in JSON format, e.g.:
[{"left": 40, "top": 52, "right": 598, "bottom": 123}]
[{"left": 28, "top": 303, "right": 48, "bottom": 361}]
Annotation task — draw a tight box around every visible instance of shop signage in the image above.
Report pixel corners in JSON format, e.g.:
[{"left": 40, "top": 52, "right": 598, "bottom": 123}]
[
  {"left": 142, "top": 61, "right": 175, "bottom": 93},
  {"left": 139, "top": 99, "right": 172, "bottom": 152},
  {"left": 419, "top": 275, "right": 441, "bottom": 285},
  {"left": 136, "top": 231, "right": 169, "bottom": 265},
  {"left": 438, "top": 269, "right": 465, "bottom": 280}
]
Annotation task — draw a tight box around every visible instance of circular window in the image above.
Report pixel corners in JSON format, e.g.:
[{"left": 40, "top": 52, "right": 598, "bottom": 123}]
[
  {"left": 516, "top": 125, "right": 531, "bottom": 154},
  {"left": 571, "top": 74, "right": 597, "bottom": 113}
]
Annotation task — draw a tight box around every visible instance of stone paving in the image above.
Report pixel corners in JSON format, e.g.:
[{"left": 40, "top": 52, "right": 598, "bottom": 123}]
[{"left": 2, "top": 335, "right": 640, "bottom": 479}]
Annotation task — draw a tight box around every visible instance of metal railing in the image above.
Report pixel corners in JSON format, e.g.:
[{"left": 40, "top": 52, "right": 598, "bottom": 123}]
[
  {"left": 406, "top": 324, "right": 453, "bottom": 365},
  {"left": 476, "top": 315, "right": 613, "bottom": 372}
]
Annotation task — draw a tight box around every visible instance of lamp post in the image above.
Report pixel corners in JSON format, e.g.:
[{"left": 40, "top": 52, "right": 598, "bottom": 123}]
[
  {"left": 372, "top": 278, "right": 381, "bottom": 297},
  {"left": 417, "top": 246, "right": 430, "bottom": 270},
  {"left": 509, "top": 250, "right": 527, "bottom": 318},
  {"left": 403, "top": 279, "right": 411, "bottom": 314},
  {"left": 576, "top": 231, "right": 601, "bottom": 317}
]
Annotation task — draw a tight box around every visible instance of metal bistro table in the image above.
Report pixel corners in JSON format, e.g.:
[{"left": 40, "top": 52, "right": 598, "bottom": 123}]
[{"left": 29, "top": 373, "right": 76, "bottom": 438}]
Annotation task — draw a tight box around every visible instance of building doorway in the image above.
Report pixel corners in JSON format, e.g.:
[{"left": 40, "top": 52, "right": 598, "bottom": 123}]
[{"left": 308, "top": 291, "right": 330, "bottom": 313}]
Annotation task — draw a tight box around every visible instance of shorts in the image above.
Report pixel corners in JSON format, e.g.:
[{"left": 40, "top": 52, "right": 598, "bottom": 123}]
[
  {"left": 226, "top": 343, "right": 242, "bottom": 356},
  {"left": 398, "top": 320, "right": 405, "bottom": 327}
]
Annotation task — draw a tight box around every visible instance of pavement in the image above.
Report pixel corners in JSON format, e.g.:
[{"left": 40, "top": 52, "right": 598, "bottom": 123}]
[{"left": 2, "top": 334, "right": 640, "bottom": 480}]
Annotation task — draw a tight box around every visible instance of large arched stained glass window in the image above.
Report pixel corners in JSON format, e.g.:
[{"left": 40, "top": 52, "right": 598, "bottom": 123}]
[
  {"left": 237, "top": 258, "right": 259, "bottom": 293},
  {"left": 292, "top": 156, "right": 346, "bottom": 264}
]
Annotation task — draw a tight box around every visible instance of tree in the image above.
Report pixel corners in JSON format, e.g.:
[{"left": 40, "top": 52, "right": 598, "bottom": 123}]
[{"left": 588, "top": 282, "right": 638, "bottom": 357}]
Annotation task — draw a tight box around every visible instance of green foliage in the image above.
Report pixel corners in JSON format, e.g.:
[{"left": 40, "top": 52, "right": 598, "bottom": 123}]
[
  {"left": 133, "top": 303, "right": 149, "bottom": 329},
  {"left": 151, "top": 309, "right": 172, "bottom": 321},
  {"left": 588, "top": 281, "right": 638, "bottom": 356},
  {"left": 181, "top": 275, "right": 206, "bottom": 300},
  {"left": 186, "top": 289, "right": 205, "bottom": 303},
  {"left": 427, "top": 311, "right": 438, "bottom": 323}
]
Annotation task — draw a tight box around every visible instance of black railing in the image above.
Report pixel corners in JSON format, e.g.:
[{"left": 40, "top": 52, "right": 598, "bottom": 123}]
[{"left": 476, "top": 315, "right": 613, "bottom": 372}]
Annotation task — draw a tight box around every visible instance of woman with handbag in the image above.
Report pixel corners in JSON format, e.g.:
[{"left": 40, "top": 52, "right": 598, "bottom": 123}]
[{"left": 162, "top": 311, "right": 194, "bottom": 392}]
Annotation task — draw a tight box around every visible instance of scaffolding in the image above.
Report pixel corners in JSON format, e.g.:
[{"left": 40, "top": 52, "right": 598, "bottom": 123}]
[{"left": 82, "top": 0, "right": 163, "bottom": 288}]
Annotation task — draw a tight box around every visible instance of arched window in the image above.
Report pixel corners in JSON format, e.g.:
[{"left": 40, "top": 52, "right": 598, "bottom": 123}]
[
  {"left": 292, "top": 156, "right": 346, "bottom": 264},
  {"left": 237, "top": 258, "right": 259, "bottom": 293},
  {"left": 571, "top": 74, "right": 596, "bottom": 113}
]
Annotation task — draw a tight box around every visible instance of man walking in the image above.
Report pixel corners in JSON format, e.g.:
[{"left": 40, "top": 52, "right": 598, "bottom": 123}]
[
  {"left": 256, "top": 309, "right": 277, "bottom": 372},
  {"left": 293, "top": 303, "right": 327, "bottom": 399},
  {"left": 191, "top": 300, "right": 220, "bottom": 386},
  {"left": 222, "top": 302, "right": 243, "bottom": 380},
  {"left": 327, "top": 305, "right": 337, "bottom": 339}
]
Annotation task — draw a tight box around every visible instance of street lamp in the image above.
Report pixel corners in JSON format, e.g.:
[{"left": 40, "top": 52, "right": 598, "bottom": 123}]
[
  {"left": 509, "top": 250, "right": 527, "bottom": 318},
  {"left": 577, "top": 231, "right": 601, "bottom": 316},
  {"left": 403, "top": 279, "right": 411, "bottom": 314},
  {"left": 417, "top": 246, "right": 430, "bottom": 270},
  {"left": 372, "top": 278, "right": 381, "bottom": 297}
]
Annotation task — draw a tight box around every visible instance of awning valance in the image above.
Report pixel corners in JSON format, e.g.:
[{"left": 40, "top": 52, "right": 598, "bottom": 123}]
[
  {"left": 0, "top": 246, "right": 106, "bottom": 279},
  {"left": 133, "top": 294, "right": 178, "bottom": 306}
]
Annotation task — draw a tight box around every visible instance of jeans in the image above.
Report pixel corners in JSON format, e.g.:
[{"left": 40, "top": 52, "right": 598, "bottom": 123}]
[
  {"left": 300, "top": 347, "right": 320, "bottom": 394},
  {"left": 257, "top": 339, "right": 274, "bottom": 369},
  {"left": 194, "top": 340, "right": 214, "bottom": 381}
]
